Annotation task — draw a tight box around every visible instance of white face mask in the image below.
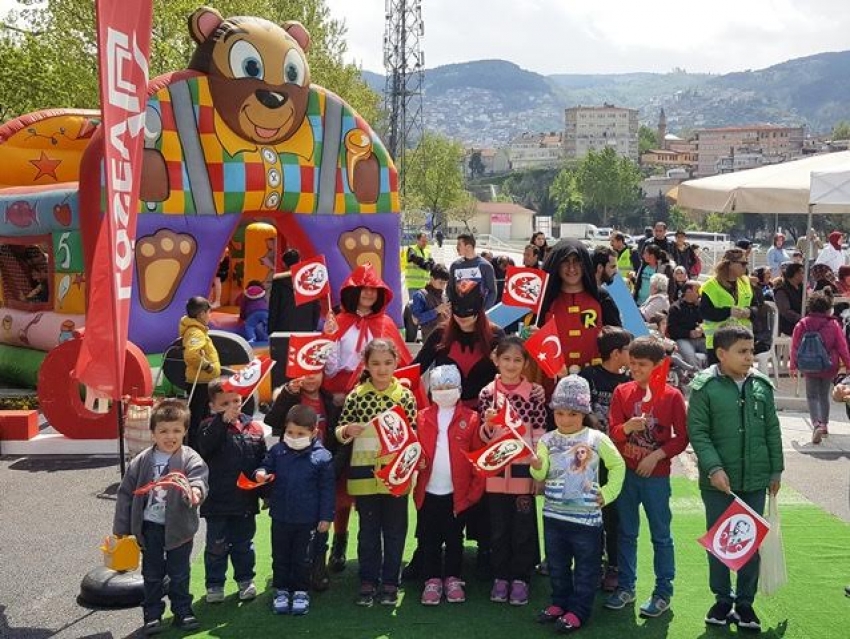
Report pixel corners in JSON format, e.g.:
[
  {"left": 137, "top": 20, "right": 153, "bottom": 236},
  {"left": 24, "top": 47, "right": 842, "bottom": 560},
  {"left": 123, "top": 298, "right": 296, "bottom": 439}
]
[
  {"left": 432, "top": 388, "right": 461, "bottom": 408},
  {"left": 284, "top": 435, "right": 312, "bottom": 450}
]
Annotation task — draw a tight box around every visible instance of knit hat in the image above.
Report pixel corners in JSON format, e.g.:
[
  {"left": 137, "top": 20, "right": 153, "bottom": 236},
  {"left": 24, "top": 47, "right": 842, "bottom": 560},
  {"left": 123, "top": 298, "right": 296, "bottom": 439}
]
[
  {"left": 550, "top": 375, "right": 592, "bottom": 414},
  {"left": 430, "top": 364, "right": 461, "bottom": 389},
  {"left": 244, "top": 284, "right": 265, "bottom": 300}
]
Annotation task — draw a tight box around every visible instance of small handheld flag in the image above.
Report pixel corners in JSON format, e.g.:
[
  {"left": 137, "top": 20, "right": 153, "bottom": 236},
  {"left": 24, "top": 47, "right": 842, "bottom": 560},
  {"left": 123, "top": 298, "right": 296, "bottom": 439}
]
[
  {"left": 502, "top": 266, "right": 548, "bottom": 315},
  {"left": 286, "top": 333, "right": 334, "bottom": 378},
  {"left": 291, "top": 255, "right": 330, "bottom": 306},
  {"left": 697, "top": 495, "right": 770, "bottom": 572},
  {"left": 221, "top": 357, "right": 275, "bottom": 398},
  {"left": 523, "top": 318, "right": 565, "bottom": 378}
]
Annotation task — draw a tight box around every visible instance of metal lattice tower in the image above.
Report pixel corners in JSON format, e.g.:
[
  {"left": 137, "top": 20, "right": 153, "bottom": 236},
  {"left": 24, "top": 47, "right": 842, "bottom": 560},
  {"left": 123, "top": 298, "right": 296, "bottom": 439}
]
[{"left": 383, "top": 0, "right": 424, "bottom": 195}]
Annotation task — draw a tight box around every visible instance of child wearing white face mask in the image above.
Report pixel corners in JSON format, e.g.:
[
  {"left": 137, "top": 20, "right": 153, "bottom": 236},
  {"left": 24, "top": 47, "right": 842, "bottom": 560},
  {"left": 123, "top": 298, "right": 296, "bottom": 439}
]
[
  {"left": 414, "top": 365, "right": 485, "bottom": 605},
  {"left": 255, "top": 405, "right": 335, "bottom": 616}
]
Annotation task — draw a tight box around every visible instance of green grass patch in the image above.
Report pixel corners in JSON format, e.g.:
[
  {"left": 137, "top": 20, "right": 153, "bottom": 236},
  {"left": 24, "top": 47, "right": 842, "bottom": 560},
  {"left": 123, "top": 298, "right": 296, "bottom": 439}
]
[{"left": 156, "top": 479, "right": 850, "bottom": 638}]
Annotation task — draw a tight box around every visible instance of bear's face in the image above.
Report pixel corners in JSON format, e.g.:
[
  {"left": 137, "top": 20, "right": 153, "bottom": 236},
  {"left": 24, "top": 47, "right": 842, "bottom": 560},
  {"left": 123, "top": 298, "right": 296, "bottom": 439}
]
[{"left": 194, "top": 14, "right": 311, "bottom": 146}]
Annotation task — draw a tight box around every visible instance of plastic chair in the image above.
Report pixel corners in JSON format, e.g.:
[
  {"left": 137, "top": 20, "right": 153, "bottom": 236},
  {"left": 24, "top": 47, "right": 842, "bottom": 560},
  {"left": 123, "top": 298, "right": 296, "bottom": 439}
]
[{"left": 758, "top": 301, "right": 791, "bottom": 381}]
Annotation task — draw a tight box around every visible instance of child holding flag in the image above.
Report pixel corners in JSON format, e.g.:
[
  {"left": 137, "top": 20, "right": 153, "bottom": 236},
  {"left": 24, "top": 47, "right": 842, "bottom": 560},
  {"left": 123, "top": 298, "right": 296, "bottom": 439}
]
[
  {"left": 531, "top": 375, "right": 624, "bottom": 634},
  {"left": 335, "top": 338, "right": 418, "bottom": 607},
  {"left": 607, "top": 337, "right": 688, "bottom": 619},
  {"left": 688, "top": 325, "right": 783, "bottom": 632},
  {"left": 477, "top": 336, "right": 547, "bottom": 606}
]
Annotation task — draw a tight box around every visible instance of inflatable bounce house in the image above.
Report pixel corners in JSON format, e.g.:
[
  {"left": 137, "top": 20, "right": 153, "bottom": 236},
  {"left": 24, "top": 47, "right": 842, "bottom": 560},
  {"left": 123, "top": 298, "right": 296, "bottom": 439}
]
[{"left": 0, "top": 7, "right": 401, "bottom": 441}]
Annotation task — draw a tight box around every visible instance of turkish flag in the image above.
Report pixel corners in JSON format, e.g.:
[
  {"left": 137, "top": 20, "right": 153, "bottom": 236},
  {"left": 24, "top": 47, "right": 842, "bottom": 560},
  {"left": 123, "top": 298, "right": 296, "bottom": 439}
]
[
  {"left": 291, "top": 255, "right": 330, "bottom": 306},
  {"left": 286, "top": 332, "right": 335, "bottom": 378},
  {"left": 374, "top": 441, "right": 422, "bottom": 496},
  {"left": 697, "top": 496, "right": 770, "bottom": 572},
  {"left": 371, "top": 405, "right": 415, "bottom": 456},
  {"left": 640, "top": 357, "right": 671, "bottom": 414},
  {"left": 237, "top": 471, "right": 275, "bottom": 490},
  {"left": 222, "top": 357, "right": 275, "bottom": 398},
  {"left": 524, "top": 318, "right": 565, "bottom": 378},
  {"left": 466, "top": 430, "right": 531, "bottom": 477},
  {"left": 502, "top": 266, "right": 548, "bottom": 315},
  {"left": 395, "top": 363, "right": 428, "bottom": 409}
]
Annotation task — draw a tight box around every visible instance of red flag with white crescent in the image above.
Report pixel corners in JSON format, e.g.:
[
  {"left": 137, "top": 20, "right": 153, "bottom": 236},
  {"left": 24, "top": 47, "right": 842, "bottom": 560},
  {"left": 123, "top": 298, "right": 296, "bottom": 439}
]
[
  {"left": 641, "top": 357, "right": 671, "bottom": 414},
  {"left": 291, "top": 256, "right": 330, "bottom": 306},
  {"left": 375, "top": 441, "right": 422, "bottom": 496},
  {"left": 371, "top": 405, "right": 415, "bottom": 456},
  {"left": 286, "top": 332, "right": 334, "bottom": 378},
  {"left": 524, "top": 317, "right": 565, "bottom": 378},
  {"left": 697, "top": 496, "right": 770, "bottom": 572},
  {"left": 502, "top": 266, "right": 548, "bottom": 315},
  {"left": 221, "top": 357, "right": 274, "bottom": 398}
]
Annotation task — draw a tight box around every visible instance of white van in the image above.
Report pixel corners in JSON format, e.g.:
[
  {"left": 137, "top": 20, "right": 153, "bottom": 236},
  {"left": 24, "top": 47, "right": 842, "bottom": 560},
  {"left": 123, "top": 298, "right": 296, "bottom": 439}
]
[{"left": 667, "top": 231, "right": 731, "bottom": 254}]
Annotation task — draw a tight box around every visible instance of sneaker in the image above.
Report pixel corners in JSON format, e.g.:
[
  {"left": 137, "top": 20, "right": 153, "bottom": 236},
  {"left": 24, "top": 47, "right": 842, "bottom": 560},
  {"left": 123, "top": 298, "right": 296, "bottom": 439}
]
[
  {"left": 172, "top": 614, "right": 200, "bottom": 631},
  {"left": 554, "top": 612, "right": 582, "bottom": 633},
  {"left": 602, "top": 567, "right": 619, "bottom": 592},
  {"left": 509, "top": 580, "right": 529, "bottom": 606},
  {"left": 535, "top": 559, "right": 550, "bottom": 576},
  {"left": 273, "top": 589, "right": 291, "bottom": 614},
  {"left": 205, "top": 586, "right": 225, "bottom": 604},
  {"left": 444, "top": 577, "right": 466, "bottom": 603},
  {"left": 238, "top": 580, "right": 257, "bottom": 601},
  {"left": 704, "top": 600, "right": 734, "bottom": 626},
  {"left": 142, "top": 619, "right": 165, "bottom": 636},
  {"left": 733, "top": 604, "right": 762, "bottom": 632},
  {"left": 639, "top": 595, "right": 671, "bottom": 618},
  {"left": 421, "top": 578, "right": 443, "bottom": 605},
  {"left": 845, "top": 584, "right": 850, "bottom": 597},
  {"left": 490, "top": 579, "right": 509, "bottom": 603},
  {"left": 537, "top": 605, "right": 565, "bottom": 624},
  {"left": 379, "top": 585, "right": 399, "bottom": 606},
  {"left": 356, "top": 584, "right": 376, "bottom": 607},
  {"left": 290, "top": 590, "right": 310, "bottom": 615},
  {"left": 812, "top": 425, "right": 825, "bottom": 444},
  {"left": 604, "top": 588, "right": 636, "bottom": 610}
]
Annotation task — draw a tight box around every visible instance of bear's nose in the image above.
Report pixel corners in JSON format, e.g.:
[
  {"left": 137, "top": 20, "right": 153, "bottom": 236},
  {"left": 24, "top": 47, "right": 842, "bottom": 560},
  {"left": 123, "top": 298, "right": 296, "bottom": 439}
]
[{"left": 255, "top": 90, "right": 287, "bottom": 109}]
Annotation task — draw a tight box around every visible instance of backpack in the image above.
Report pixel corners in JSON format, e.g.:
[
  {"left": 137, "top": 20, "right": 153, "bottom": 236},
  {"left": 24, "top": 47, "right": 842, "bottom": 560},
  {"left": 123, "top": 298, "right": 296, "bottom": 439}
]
[{"left": 795, "top": 330, "right": 832, "bottom": 373}]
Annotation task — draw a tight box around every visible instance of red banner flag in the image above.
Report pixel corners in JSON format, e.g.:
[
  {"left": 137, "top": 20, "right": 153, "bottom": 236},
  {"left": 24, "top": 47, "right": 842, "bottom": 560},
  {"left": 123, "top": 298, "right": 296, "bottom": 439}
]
[
  {"left": 466, "top": 430, "right": 531, "bottom": 477},
  {"left": 697, "top": 496, "right": 770, "bottom": 572},
  {"left": 502, "top": 266, "right": 548, "bottom": 315},
  {"left": 394, "top": 363, "right": 428, "bottom": 409},
  {"left": 75, "top": 0, "right": 153, "bottom": 399},
  {"left": 286, "top": 333, "right": 334, "bottom": 378},
  {"left": 371, "top": 405, "right": 415, "bottom": 456},
  {"left": 524, "top": 318, "right": 565, "bottom": 378},
  {"left": 291, "top": 256, "right": 330, "bottom": 306},
  {"left": 374, "top": 441, "right": 422, "bottom": 496},
  {"left": 641, "top": 357, "right": 672, "bottom": 414},
  {"left": 222, "top": 357, "right": 275, "bottom": 398}
]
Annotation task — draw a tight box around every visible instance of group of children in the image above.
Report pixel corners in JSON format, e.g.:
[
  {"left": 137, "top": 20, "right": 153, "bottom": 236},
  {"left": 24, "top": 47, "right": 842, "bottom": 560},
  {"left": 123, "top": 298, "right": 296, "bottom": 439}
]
[{"left": 115, "top": 295, "right": 782, "bottom": 635}]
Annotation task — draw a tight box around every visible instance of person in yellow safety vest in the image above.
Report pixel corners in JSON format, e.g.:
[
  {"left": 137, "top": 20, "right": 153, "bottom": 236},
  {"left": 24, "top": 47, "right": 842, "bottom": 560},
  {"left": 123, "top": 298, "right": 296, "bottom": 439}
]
[
  {"left": 406, "top": 231, "right": 434, "bottom": 298},
  {"left": 610, "top": 232, "right": 633, "bottom": 289},
  {"left": 699, "top": 248, "right": 754, "bottom": 365}
]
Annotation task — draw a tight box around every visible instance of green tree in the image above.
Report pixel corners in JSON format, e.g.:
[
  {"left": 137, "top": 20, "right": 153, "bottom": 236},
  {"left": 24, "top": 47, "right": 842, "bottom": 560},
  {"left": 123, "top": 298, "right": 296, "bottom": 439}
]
[
  {"left": 668, "top": 205, "right": 691, "bottom": 232},
  {"left": 704, "top": 212, "right": 741, "bottom": 233},
  {"left": 832, "top": 121, "right": 850, "bottom": 140},
  {"left": 403, "top": 131, "right": 466, "bottom": 227},
  {"left": 501, "top": 167, "right": 559, "bottom": 217},
  {"left": 574, "top": 147, "right": 642, "bottom": 225},
  {"left": 639, "top": 124, "right": 659, "bottom": 155},
  {"left": 549, "top": 167, "right": 583, "bottom": 223},
  {"left": 446, "top": 192, "right": 479, "bottom": 230}
]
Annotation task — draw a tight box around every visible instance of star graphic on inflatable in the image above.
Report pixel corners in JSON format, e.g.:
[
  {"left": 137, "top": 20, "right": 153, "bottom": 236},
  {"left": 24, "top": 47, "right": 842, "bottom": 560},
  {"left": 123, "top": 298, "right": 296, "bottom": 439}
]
[{"left": 29, "top": 151, "right": 62, "bottom": 181}]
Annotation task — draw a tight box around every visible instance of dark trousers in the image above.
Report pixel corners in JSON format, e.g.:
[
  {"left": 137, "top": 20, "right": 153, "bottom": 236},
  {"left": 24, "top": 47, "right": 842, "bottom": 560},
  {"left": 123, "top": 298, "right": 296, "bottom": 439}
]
[
  {"left": 701, "top": 489, "right": 766, "bottom": 606},
  {"left": 187, "top": 382, "right": 210, "bottom": 450},
  {"left": 488, "top": 493, "right": 537, "bottom": 582},
  {"left": 544, "top": 517, "right": 602, "bottom": 623},
  {"left": 599, "top": 464, "right": 619, "bottom": 568},
  {"left": 203, "top": 515, "right": 256, "bottom": 588},
  {"left": 420, "top": 493, "right": 465, "bottom": 579},
  {"left": 271, "top": 521, "right": 315, "bottom": 591},
  {"left": 141, "top": 521, "right": 193, "bottom": 622},
  {"left": 356, "top": 494, "right": 409, "bottom": 587}
]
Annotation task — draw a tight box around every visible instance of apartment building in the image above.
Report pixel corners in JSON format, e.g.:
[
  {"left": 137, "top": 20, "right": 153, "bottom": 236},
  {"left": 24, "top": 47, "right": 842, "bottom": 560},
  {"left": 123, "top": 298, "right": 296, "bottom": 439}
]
[
  {"left": 694, "top": 125, "right": 805, "bottom": 177},
  {"left": 507, "top": 132, "right": 564, "bottom": 170},
  {"left": 564, "top": 104, "right": 639, "bottom": 162}
]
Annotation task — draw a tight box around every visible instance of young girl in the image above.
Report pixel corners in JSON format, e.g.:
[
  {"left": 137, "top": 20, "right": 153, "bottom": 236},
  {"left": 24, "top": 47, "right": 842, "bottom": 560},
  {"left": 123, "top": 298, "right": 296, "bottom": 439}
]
[
  {"left": 478, "top": 337, "right": 547, "bottom": 606},
  {"left": 531, "top": 376, "right": 625, "bottom": 633},
  {"left": 335, "top": 338, "right": 418, "bottom": 607}
]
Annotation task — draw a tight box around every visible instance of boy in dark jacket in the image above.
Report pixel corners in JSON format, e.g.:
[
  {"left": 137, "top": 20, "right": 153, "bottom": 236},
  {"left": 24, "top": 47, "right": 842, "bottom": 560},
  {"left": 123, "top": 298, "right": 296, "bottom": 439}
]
[
  {"left": 687, "top": 325, "right": 783, "bottom": 632},
  {"left": 256, "top": 404, "right": 335, "bottom": 616},
  {"left": 196, "top": 378, "right": 267, "bottom": 604}
]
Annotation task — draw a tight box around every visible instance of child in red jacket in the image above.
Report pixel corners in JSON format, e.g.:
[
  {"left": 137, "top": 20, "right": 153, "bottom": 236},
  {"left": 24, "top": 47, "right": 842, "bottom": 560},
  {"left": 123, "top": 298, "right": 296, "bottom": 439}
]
[{"left": 415, "top": 365, "right": 484, "bottom": 606}]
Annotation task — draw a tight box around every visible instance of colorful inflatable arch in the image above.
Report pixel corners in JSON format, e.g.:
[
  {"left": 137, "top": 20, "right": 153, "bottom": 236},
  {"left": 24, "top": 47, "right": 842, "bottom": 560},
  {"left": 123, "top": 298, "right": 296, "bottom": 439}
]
[{"left": 0, "top": 7, "right": 401, "bottom": 438}]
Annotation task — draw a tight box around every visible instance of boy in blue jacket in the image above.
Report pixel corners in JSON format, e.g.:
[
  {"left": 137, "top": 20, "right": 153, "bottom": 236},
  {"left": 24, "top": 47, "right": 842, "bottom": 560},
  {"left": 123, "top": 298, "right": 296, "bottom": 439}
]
[{"left": 256, "top": 404, "right": 335, "bottom": 616}]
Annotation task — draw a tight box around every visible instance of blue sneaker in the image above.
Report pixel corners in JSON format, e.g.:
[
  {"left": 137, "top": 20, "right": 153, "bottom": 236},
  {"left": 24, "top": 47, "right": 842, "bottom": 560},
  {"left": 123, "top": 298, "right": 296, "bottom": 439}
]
[
  {"left": 604, "top": 588, "right": 636, "bottom": 610},
  {"left": 272, "top": 589, "right": 290, "bottom": 614},
  {"left": 639, "top": 595, "right": 671, "bottom": 618},
  {"left": 291, "top": 591, "right": 310, "bottom": 615}
]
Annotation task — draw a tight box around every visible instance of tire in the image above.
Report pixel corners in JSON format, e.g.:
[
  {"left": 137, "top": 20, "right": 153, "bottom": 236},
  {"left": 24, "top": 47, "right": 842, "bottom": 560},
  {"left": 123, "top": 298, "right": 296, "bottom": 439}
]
[{"left": 78, "top": 566, "right": 145, "bottom": 608}]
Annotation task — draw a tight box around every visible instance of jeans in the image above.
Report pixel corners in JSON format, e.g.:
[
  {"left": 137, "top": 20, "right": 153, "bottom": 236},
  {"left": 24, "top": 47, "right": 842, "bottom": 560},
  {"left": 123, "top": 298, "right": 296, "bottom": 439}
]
[
  {"left": 701, "top": 489, "right": 766, "bottom": 606},
  {"left": 271, "top": 521, "right": 315, "bottom": 591},
  {"left": 544, "top": 517, "right": 602, "bottom": 623},
  {"left": 804, "top": 375, "right": 832, "bottom": 426},
  {"left": 141, "top": 521, "right": 193, "bottom": 621},
  {"left": 203, "top": 515, "right": 256, "bottom": 588},
  {"left": 420, "top": 493, "right": 465, "bottom": 579},
  {"left": 244, "top": 310, "right": 269, "bottom": 342},
  {"left": 356, "top": 494, "right": 409, "bottom": 587},
  {"left": 488, "top": 493, "right": 538, "bottom": 582},
  {"left": 616, "top": 470, "right": 675, "bottom": 599},
  {"left": 675, "top": 337, "right": 707, "bottom": 368}
]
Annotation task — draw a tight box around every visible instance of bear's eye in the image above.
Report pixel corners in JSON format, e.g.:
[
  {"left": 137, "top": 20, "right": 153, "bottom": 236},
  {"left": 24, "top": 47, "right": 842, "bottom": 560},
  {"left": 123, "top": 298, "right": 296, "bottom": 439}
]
[
  {"left": 284, "top": 49, "right": 306, "bottom": 86},
  {"left": 229, "top": 41, "right": 264, "bottom": 80}
]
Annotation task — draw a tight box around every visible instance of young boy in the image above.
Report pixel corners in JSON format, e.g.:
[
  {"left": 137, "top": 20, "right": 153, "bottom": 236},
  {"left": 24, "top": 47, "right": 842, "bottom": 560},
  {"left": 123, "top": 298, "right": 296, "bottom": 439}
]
[
  {"left": 265, "top": 371, "right": 343, "bottom": 590},
  {"left": 196, "top": 378, "right": 267, "bottom": 604},
  {"left": 180, "top": 296, "right": 221, "bottom": 448},
  {"left": 409, "top": 264, "right": 451, "bottom": 343},
  {"left": 579, "top": 326, "right": 632, "bottom": 592},
  {"left": 256, "top": 405, "right": 335, "bottom": 616},
  {"left": 688, "top": 325, "right": 783, "bottom": 632},
  {"left": 113, "top": 399, "right": 209, "bottom": 635},
  {"left": 606, "top": 336, "right": 688, "bottom": 618}
]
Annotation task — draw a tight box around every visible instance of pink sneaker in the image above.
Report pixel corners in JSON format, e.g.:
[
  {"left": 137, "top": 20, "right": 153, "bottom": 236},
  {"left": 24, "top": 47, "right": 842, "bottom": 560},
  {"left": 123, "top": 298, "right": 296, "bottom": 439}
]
[
  {"left": 421, "top": 578, "right": 442, "bottom": 605},
  {"left": 490, "top": 579, "right": 509, "bottom": 603},
  {"left": 509, "top": 580, "right": 529, "bottom": 606},
  {"left": 444, "top": 577, "right": 466, "bottom": 603}
]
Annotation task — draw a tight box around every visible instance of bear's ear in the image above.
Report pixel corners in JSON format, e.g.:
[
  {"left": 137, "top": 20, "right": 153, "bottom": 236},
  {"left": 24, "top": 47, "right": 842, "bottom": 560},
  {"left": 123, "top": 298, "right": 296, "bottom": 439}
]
[
  {"left": 189, "top": 6, "right": 224, "bottom": 45},
  {"left": 283, "top": 21, "right": 311, "bottom": 53}
]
